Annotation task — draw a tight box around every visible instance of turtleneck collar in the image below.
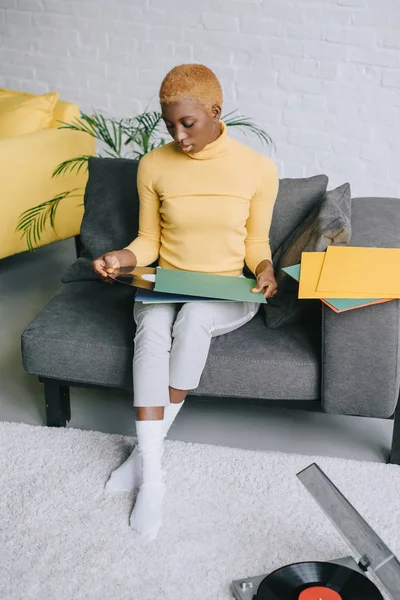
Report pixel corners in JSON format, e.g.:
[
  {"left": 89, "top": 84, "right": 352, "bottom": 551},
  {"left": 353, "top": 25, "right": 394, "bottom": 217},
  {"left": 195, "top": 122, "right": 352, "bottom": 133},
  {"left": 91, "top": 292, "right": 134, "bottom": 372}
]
[{"left": 186, "top": 120, "right": 230, "bottom": 160}]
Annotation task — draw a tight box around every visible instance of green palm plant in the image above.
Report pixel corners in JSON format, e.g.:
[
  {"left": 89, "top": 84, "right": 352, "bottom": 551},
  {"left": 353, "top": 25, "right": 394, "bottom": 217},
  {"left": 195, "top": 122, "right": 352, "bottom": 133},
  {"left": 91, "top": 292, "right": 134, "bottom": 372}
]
[{"left": 17, "top": 109, "right": 273, "bottom": 250}]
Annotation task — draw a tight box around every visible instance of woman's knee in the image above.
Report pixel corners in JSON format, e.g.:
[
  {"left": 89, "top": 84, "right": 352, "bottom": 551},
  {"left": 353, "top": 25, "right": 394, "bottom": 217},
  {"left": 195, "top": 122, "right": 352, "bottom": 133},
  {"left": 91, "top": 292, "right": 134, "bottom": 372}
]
[
  {"left": 134, "top": 305, "right": 176, "bottom": 347},
  {"left": 172, "top": 303, "right": 214, "bottom": 338}
]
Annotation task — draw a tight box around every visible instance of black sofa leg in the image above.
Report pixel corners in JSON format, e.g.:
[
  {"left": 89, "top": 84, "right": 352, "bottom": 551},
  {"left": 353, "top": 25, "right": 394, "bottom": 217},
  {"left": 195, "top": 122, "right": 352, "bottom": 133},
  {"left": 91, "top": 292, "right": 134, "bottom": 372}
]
[
  {"left": 389, "top": 400, "right": 400, "bottom": 465},
  {"left": 74, "top": 234, "right": 82, "bottom": 258},
  {"left": 43, "top": 378, "right": 71, "bottom": 427}
]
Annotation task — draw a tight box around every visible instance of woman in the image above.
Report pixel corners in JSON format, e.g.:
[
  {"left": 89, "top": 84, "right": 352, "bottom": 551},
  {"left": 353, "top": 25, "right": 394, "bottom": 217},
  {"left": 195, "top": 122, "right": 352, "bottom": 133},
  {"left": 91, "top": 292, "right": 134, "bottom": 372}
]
[{"left": 92, "top": 64, "right": 279, "bottom": 543}]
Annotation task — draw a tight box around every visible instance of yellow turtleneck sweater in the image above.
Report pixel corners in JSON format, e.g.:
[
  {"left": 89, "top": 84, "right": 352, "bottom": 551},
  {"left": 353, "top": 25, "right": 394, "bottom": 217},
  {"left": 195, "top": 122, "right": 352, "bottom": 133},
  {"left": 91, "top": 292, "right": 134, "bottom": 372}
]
[{"left": 125, "top": 120, "right": 279, "bottom": 277}]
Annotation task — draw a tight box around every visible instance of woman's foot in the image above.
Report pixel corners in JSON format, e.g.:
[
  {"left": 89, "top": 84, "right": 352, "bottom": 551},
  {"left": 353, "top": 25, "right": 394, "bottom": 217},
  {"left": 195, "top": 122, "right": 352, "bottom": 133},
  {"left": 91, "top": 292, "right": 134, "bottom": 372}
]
[
  {"left": 105, "top": 443, "right": 142, "bottom": 493},
  {"left": 105, "top": 402, "right": 185, "bottom": 494},
  {"left": 128, "top": 419, "right": 166, "bottom": 540},
  {"left": 129, "top": 481, "right": 166, "bottom": 542}
]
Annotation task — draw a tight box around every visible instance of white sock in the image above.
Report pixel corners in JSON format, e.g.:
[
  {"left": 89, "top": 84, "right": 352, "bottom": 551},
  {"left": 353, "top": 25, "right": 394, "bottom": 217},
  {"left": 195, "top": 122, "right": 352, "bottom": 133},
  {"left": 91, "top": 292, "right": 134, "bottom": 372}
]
[
  {"left": 129, "top": 419, "right": 166, "bottom": 542},
  {"left": 104, "top": 441, "right": 142, "bottom": 493},
  {"left": 163, "top": 400, "right": 185, "bottom": 438},
  {"left": 105, "top": 400, "right": 185, "bottom": 494}
]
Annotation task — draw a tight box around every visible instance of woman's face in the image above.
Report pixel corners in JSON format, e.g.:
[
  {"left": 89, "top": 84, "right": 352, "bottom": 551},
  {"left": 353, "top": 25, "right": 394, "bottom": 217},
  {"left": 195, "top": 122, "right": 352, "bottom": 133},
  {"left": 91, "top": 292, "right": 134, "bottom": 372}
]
[{"left": 161, "top": 99, "right": 222, "bottom": 154}]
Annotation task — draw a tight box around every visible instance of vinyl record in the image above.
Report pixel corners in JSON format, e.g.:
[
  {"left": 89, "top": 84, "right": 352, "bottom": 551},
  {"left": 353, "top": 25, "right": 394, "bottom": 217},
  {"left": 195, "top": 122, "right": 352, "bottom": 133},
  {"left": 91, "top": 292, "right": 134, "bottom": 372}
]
[
  {"left": 109, "top": 266, "right": 156, "bottom": 290},
  {"left": 255, "top": 561, "right": 383, "bottom": 600}
]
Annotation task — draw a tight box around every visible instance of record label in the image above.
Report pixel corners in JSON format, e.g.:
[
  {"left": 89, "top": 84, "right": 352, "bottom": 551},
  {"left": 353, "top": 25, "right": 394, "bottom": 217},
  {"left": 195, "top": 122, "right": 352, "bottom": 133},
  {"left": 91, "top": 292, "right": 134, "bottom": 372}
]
[{"left": 298, "top": 588, "right": 341, "bottom": 600}]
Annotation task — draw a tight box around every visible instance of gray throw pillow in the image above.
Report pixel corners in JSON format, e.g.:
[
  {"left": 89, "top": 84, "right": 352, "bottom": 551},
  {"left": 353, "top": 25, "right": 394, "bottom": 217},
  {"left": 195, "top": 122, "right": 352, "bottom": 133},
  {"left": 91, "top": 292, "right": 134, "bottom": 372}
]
[
  {"left": 269, "top": 174, "right": 329, "bottom": 255},
  {"left": 264, "top": 182, "right": 352, "bottom": 329},
  {"left": 62, "top": 157, "right": 140, "bottom": 283}
]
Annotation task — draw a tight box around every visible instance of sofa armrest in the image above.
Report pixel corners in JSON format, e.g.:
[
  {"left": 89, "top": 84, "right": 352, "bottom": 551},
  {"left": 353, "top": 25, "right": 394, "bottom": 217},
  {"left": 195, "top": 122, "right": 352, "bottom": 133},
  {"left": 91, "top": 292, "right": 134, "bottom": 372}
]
[
  {"left": 0, "top": 127, "right": 96, "bottom": 259},
  {"left": 321, "top": 196, "right": 400, "bottom": 418},
  {"left": 322, "top": 300, "right": 400, "bottom": 417}
]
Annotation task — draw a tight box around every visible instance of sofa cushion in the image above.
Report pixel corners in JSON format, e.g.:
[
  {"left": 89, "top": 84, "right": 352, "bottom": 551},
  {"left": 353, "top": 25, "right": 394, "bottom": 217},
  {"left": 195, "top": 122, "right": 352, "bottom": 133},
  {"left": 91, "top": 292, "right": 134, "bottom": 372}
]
[
  {"left": 265, "top": 183, "right": 352, "bottom": 329},
  {"left": 0, "top": 90, "right": 59, "bottom": 138},
  {"left": 197, "top": 313, "right": 320, "bottom": 400},
  {"left": 62, "top": 157, "right": 140, "bottom": 283},
  {"left": 22, "top": 282, "right": 136, "bottom": 387},
  {"left": 21, "top": 281, "right": 320, "bottom": 400}
]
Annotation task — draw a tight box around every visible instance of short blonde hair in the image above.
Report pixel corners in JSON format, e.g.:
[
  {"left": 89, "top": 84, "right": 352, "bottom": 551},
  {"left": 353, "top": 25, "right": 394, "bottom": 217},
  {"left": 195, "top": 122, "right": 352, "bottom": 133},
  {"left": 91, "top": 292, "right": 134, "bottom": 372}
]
[{"left": 159, "top": 64, "right": 223, "bottom": 111}]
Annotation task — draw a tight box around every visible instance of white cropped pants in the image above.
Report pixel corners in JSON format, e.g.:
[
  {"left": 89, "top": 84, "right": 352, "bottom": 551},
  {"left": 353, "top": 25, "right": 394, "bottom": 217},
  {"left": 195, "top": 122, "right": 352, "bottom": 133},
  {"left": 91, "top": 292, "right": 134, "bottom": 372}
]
[{"left": 132, "top": 300, "right": 259, "bottom": 407}]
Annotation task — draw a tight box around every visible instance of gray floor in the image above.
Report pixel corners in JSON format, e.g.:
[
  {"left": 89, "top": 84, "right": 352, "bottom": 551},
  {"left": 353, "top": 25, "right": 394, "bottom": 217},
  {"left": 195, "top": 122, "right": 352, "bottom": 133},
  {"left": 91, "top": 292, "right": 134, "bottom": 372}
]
[{"left": 0, "top": 239, "right": 393, "bottom": 463}]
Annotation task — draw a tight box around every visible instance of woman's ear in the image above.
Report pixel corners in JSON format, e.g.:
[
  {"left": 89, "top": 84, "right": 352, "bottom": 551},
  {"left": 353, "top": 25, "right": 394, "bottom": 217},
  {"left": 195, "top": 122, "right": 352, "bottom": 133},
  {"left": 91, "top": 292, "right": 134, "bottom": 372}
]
[{"left": 212, "top": 104, "right": 222, "bottom": 120}]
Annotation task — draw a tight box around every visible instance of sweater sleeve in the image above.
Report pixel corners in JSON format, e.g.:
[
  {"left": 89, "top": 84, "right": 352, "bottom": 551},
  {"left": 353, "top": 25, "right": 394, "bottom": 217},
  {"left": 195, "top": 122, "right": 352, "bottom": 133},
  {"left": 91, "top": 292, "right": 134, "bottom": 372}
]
[
  {"left": 244, "top": 157, "right": 279, "bottom": 275},
  {"left": 124, "top": 151, "right": 161, "bottom": 266}
]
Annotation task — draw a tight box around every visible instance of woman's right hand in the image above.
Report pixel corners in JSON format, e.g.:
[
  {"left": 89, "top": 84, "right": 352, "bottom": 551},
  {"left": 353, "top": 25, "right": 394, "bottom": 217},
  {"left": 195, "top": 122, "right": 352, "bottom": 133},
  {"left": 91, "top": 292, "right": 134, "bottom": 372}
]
[{"left": 92, "top": 249, "right": 137, "bottom": 280}]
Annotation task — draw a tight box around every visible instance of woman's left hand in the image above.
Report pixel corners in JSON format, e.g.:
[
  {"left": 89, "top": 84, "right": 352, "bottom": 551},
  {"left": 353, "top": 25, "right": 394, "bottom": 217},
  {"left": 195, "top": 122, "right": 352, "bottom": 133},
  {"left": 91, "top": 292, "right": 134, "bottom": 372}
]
[{"left": 252, "top": 263, "right": 278, "bottom": 299}]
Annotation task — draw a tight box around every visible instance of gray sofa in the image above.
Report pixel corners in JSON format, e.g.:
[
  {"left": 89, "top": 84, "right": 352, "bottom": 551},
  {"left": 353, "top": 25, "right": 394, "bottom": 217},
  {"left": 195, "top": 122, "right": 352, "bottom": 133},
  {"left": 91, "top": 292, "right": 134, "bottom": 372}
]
[{"left": 21, "top": 158, "right": 400, "bottom": 463}]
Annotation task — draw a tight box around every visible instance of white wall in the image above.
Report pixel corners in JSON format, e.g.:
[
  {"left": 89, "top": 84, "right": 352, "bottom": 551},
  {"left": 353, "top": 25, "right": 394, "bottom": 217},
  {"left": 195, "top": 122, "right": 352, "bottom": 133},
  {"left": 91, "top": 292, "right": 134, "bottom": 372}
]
[{"left": 1, "top": 0, "right": 400, "bottom": 198}]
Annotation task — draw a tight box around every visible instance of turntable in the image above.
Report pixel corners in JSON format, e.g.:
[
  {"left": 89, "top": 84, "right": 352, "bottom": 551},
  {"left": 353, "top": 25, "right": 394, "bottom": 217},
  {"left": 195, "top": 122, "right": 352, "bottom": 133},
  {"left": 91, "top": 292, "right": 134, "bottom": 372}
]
[{"left": 232, "top": 463, "right": 400, "bottom": 600}]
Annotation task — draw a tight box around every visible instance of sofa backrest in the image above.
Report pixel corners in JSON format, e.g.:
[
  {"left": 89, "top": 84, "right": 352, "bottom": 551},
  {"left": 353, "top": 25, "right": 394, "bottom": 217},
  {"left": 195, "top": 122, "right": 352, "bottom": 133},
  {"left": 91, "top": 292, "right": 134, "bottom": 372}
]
[{"left": 62, "top": 156, "right": 329, "bottom": 283}]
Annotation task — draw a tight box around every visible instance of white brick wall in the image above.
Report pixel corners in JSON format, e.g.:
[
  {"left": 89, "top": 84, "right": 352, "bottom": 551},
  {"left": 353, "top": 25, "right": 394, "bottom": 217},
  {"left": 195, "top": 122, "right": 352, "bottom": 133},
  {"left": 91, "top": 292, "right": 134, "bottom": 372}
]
[{"left": 1, "top": 0, "right": 400, "bottom": 197}]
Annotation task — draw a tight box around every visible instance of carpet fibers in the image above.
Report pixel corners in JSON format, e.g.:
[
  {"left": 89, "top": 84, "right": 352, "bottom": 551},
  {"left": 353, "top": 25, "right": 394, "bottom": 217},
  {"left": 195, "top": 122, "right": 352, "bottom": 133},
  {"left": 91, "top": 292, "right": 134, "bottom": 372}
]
[{"left": 1, "top": 421, "right": 399, "bottom": 600}]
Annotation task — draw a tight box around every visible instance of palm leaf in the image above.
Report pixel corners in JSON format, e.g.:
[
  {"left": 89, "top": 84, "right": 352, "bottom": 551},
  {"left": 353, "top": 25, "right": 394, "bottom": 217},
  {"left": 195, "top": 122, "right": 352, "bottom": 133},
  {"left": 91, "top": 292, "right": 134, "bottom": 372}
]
[
  {"left": 56, "top": 114, "right": 96, "bottom": 137},
  {"left": 150, "top": 138, "right": 165, "bottom": 152},
  {"left": 97, "top": 114, "right": 114, "bottom": 149},
  {"left": 122, "top": 112, "right": 166, "bottom": 158},
  {"left": 52, "top": 155, "right": 91, "bottom": 178},
  {"left": 102, "top": 148, "right": 121, "bottom": 159},
  {"left": 19, "top": 108, "right": 273, "bottom": 249},
  {"left": 111, "top": 119, "right": 121, "bottom": 155},
  {"left": 131, "top": 111, "right": 162, "bottom": 133},
  {"left": 222, "top": 110, "right": 274, "bottom": 147},
  {"left": 16, "top": 189, "right": 83, "bottom": 251},
  {"left": 123, "top": 111, "right": 163, "bottom": 147},
  {"left": 58, "top": 112, "right": 125, "bottom": 157}
]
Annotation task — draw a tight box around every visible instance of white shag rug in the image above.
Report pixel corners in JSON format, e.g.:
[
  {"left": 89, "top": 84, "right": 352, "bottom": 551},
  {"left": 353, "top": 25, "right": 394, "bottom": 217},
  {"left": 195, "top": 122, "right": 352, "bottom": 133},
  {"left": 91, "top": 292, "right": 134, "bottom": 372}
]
[{"left": 1, "top": 421, "right": 399, "bottom": 600}]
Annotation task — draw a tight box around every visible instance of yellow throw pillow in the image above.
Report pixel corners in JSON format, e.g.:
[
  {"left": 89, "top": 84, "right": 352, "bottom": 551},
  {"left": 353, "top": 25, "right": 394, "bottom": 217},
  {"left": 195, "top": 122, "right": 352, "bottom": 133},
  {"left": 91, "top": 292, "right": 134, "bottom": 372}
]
[{"left": 0, "top": 91, "right": 59, "bottom": 138}]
